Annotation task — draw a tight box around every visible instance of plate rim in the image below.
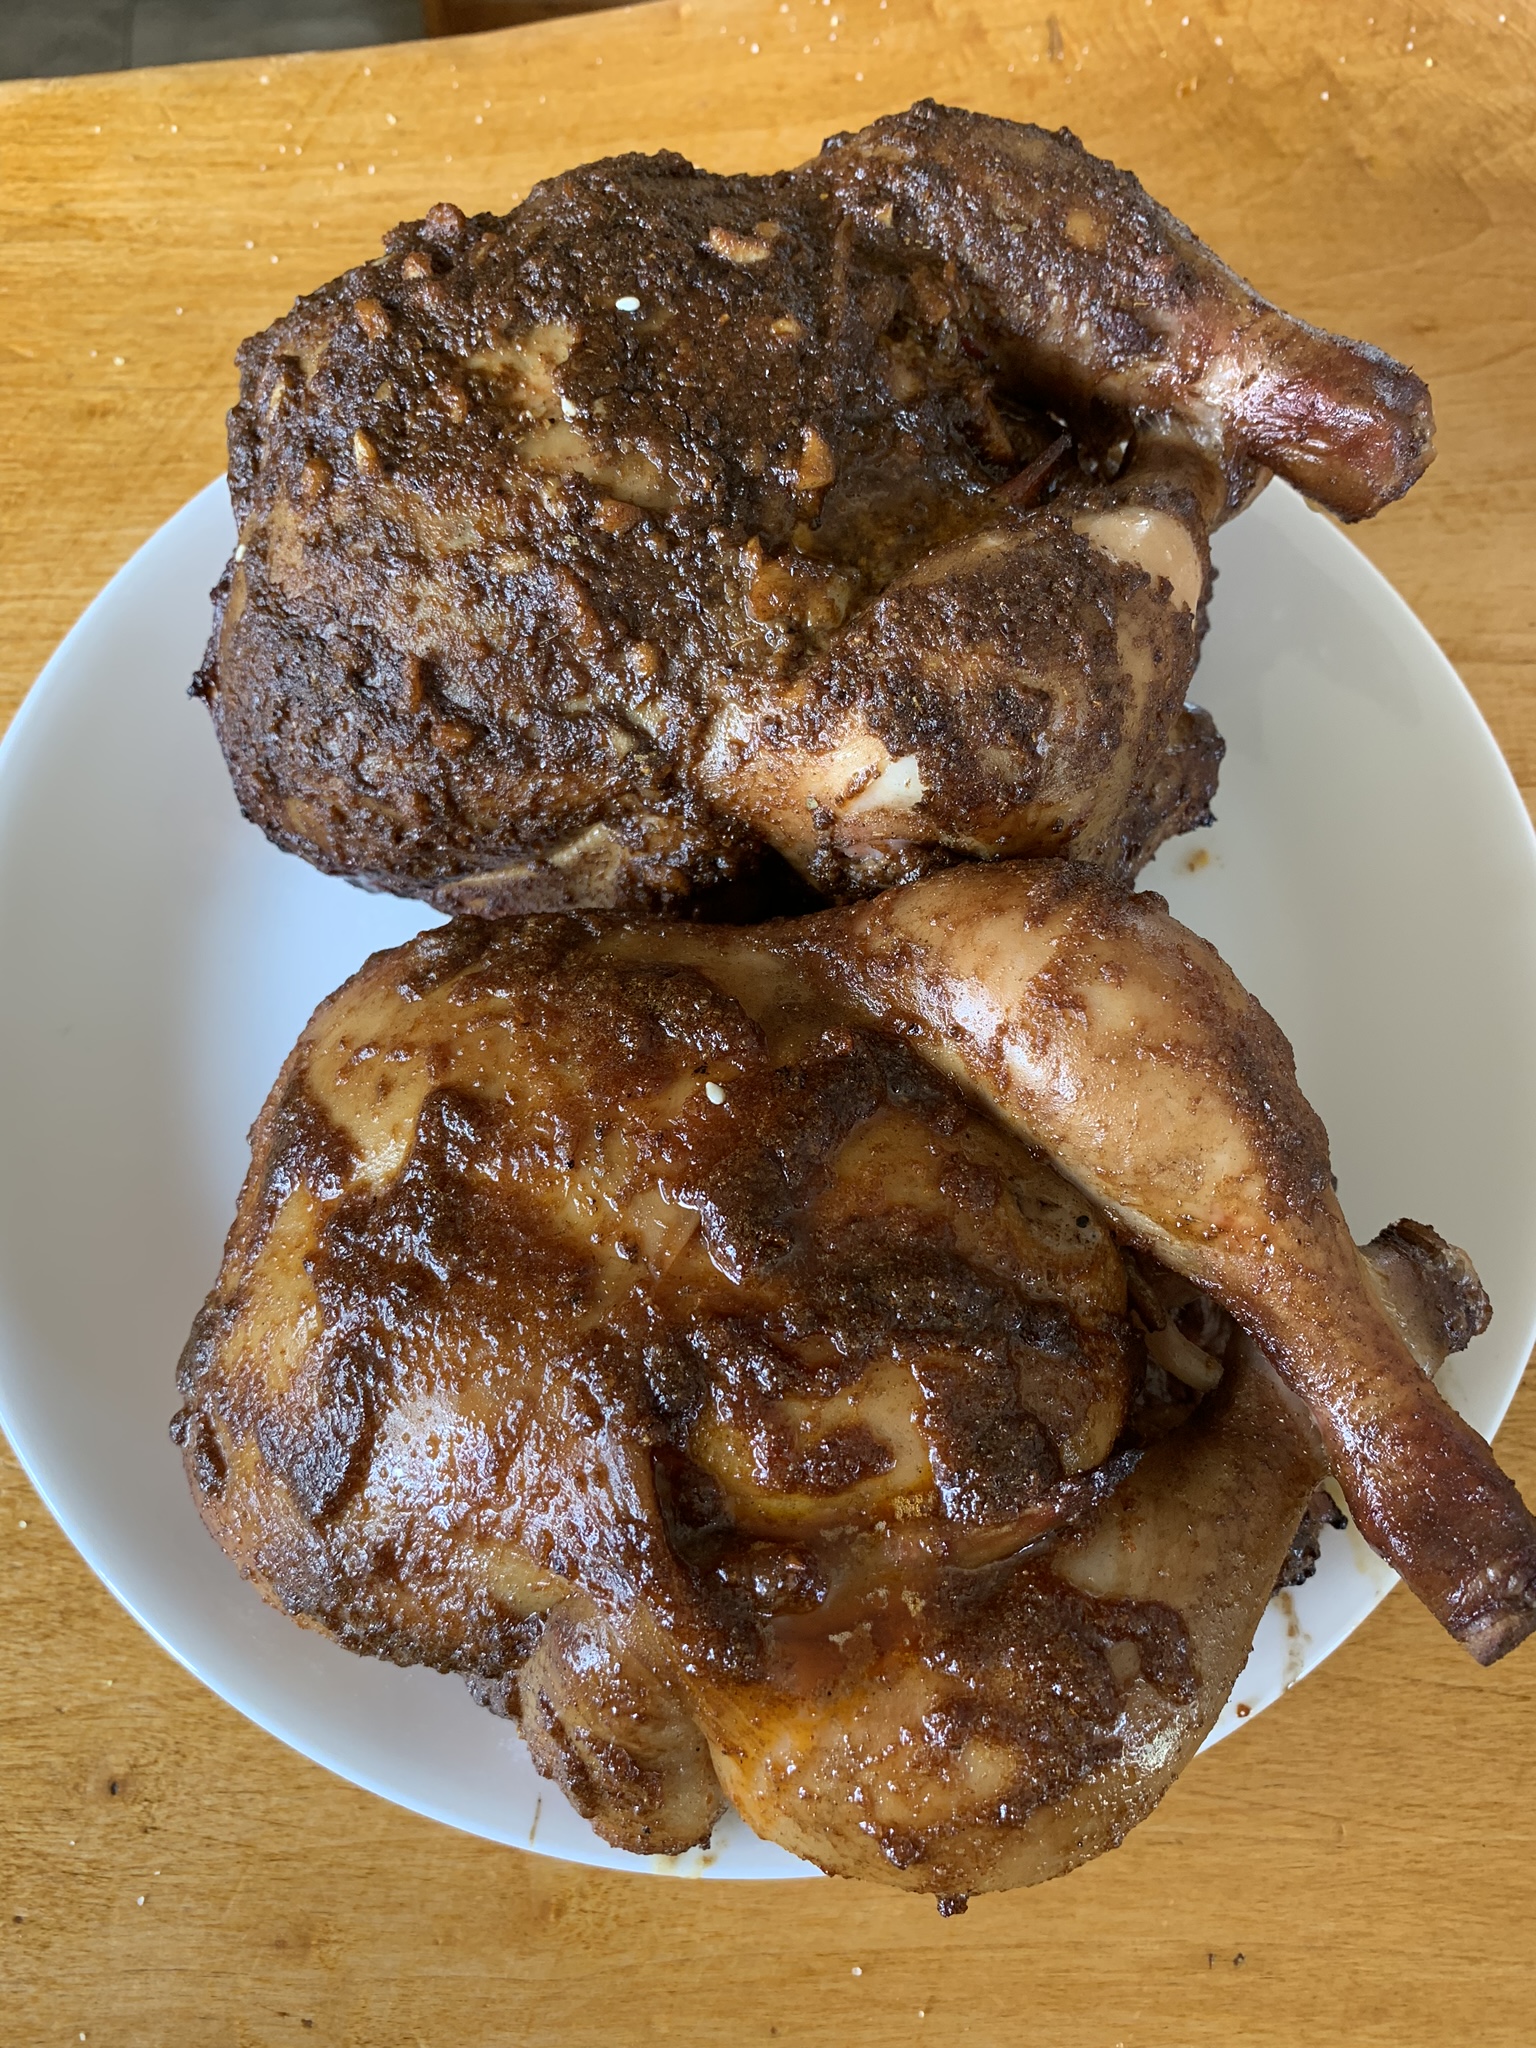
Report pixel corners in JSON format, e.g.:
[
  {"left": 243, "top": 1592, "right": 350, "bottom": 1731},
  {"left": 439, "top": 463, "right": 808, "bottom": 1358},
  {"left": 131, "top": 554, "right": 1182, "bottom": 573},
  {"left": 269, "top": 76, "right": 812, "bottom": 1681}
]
[{"left": 1, "top": 474, "right": 1533, "bottom": 1878}]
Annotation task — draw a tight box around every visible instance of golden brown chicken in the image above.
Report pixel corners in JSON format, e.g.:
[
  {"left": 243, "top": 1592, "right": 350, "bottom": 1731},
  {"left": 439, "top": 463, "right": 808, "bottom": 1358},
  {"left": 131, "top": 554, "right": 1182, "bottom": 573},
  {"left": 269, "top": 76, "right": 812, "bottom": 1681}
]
[
  {"left": 172, "top": 861, "right": 1523, "bottom": 1899},
  {"left": 196, "top": 104, "right": 1432, "bottom": 916}
]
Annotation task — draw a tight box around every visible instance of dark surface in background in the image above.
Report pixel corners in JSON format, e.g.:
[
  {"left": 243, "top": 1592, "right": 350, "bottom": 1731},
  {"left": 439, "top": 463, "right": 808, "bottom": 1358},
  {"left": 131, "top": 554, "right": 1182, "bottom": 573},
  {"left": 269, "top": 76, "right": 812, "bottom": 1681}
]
[
  {"left": 0, "top": 0, "right": 623, "bottom": 78},
  {"left": 0, "top": 0, "right": 425, "bottom": 79}
]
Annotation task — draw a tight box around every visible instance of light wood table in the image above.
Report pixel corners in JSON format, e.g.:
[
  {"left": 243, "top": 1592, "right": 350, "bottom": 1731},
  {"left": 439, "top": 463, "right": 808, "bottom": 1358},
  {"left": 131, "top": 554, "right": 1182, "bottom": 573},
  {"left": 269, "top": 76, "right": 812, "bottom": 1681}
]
[{"left": 2, "top": 4, "right": 1535, "bottom": 2041}]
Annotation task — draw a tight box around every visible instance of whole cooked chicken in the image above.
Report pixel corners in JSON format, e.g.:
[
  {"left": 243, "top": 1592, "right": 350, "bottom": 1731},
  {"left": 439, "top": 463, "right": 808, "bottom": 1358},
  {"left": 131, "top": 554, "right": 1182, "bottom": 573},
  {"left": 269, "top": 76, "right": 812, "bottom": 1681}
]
[
  {"left": 196, "top": 103, "right": 1433, "bottom": 916},
  {"left": 173, "top": 862, "right": 1526, "bottom": 1899}
]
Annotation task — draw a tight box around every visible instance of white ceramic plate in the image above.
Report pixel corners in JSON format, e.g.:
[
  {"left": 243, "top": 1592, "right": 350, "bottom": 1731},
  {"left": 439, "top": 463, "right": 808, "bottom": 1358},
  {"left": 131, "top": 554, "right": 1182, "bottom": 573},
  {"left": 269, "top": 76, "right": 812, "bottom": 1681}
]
[{"left": 1, "top": 479, "right": 1534, "bottom": 1879}]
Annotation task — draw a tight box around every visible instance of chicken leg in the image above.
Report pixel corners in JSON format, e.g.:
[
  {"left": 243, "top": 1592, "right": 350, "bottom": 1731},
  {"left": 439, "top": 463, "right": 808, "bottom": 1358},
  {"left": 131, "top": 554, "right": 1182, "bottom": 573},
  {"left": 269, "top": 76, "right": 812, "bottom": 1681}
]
[
  {"left": 812, "top": 103, "right": 1434, "bottom": 525},
  {"left": 796, "top": 861, "right": 1535, "bottom": 1662}
]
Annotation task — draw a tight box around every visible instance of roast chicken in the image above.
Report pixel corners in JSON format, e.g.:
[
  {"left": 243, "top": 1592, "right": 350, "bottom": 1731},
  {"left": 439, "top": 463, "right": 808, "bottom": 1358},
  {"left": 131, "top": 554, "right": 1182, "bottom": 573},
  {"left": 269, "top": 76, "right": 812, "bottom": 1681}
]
[
  {"left": 173, "top": 861, "right": 1525, "bottom": 1898},
  {"left": 196, "top": 103, "right": 1433, "bottom": 916}
]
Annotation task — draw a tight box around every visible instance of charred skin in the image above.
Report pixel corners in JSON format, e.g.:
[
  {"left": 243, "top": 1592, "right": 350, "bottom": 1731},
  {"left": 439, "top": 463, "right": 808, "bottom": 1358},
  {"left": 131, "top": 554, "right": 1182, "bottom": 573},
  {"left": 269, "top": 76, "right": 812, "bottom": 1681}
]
[
  {"left": 201, "top": 147, "right": 1083, "bottom": 919},
  {"left": 711, "top": 480, "right": 1218, "bottom": 898},
  {"left": 813, "top": 104, "right": 1434, "bottom": 524},
  {"left": 198, "top": 104, "right": 1427, "bottom": 917}
]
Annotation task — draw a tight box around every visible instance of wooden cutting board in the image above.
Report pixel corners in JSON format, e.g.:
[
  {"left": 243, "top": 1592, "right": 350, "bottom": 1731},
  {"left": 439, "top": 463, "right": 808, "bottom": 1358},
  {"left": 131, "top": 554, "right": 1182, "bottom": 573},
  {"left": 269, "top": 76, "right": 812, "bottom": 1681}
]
[{"left": 1, "top": 4, "right": 1534, "bottom": 2042}]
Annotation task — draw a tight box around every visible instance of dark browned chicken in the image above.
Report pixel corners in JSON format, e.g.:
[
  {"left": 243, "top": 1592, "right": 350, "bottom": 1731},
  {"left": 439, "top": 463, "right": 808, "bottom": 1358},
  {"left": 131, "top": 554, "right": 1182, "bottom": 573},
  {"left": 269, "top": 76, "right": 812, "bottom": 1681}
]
[
  {"left": 173, "top": 861, "right": 1523, "bottom": 1898},
  {"left": 196, "top": 104, "right": 1432, "bottom": 916}
]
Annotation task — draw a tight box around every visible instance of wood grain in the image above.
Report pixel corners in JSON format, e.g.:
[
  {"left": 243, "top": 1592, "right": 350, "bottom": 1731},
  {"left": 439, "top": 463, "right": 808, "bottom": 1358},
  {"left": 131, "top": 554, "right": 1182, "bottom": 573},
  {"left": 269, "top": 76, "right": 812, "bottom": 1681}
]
[{"left": 2, "top": 4, "right": 1534, "bottom": 2042}]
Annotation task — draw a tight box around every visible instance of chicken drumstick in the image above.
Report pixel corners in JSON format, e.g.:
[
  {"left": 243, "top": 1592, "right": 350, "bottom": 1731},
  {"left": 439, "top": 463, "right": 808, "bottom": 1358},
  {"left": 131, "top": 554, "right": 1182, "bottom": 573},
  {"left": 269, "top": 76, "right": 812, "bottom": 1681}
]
[{"left": 799, "top": 862, "right": 1534, "bottom": 1663}]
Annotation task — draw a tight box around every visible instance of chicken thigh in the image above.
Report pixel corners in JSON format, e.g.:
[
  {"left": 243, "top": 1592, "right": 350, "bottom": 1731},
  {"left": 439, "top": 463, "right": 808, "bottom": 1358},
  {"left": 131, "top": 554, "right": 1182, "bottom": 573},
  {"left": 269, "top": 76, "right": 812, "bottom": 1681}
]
[
  {"left": 196, "top": 104, "right": 1432, "bottom": 916},
  {"left": 173, "top": 862, "right": 1516, "bottom": 1899}
]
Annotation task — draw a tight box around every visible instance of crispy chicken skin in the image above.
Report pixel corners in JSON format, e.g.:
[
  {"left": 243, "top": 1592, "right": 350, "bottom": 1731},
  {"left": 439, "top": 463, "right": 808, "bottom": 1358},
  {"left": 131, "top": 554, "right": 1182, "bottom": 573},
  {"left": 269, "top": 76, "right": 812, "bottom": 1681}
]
[
  {"left": 173, "top": 863, "right": 1509, "bottom": 1895},
  {"left": 196, "top": 104, "right": 1431, "bottom": 917}
]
